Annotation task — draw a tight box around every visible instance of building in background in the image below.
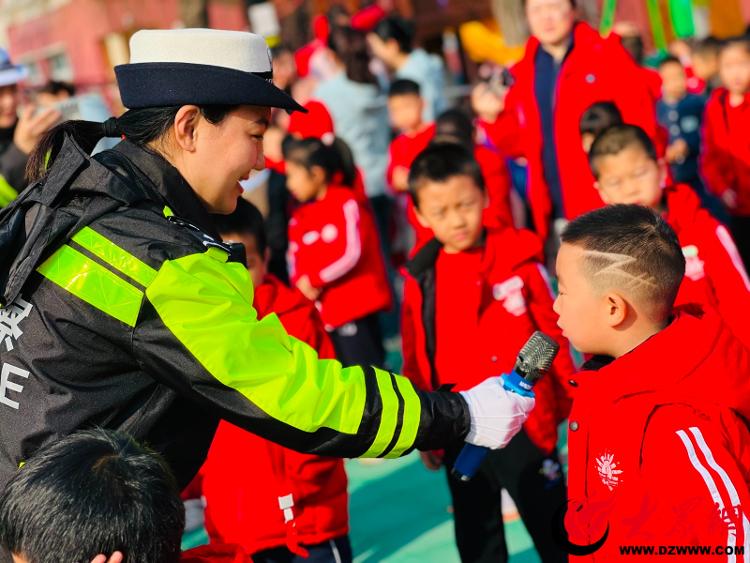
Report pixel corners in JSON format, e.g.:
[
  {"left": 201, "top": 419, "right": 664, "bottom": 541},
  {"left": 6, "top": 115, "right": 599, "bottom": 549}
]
[{"left": 0, "top": 0, "right": 249, "bottom": 110}]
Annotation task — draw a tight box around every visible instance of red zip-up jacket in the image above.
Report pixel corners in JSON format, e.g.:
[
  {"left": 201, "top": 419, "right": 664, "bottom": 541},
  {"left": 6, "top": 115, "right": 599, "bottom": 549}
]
[
  {"left": 564, "top": 310, "right": 750, "bottom": 561},
  {"left": 665, "top": 183, "right": 750, "bottom": 348},
  {"left": 701, "top": 88, "right": 750, "bottom": 217},
  {"left": 288, "top": 185, "right": 392, "bottom": 328},
  {"left": 504, "top": 22, "right": 658, "bottom": 240},
  {"left": 198, "top": 274, "right": 348, "bottom": 557},
  {"left": 401, "top": 228, "right": 575, "bottom": 454}
]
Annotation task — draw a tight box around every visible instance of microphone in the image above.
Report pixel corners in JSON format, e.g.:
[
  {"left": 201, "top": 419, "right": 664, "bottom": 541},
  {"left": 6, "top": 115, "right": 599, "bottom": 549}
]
[{"left": 451, "top": 331, "right": 560, "bottom": 481}]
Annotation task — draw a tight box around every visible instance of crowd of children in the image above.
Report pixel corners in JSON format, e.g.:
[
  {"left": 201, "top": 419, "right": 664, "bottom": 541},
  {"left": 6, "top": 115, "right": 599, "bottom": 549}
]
[
  {"left": 5, "top": 3, "right": 750, "bottom": 563},
  {"left": 175, "top": 7, "right": 750, "bottom": 562}
]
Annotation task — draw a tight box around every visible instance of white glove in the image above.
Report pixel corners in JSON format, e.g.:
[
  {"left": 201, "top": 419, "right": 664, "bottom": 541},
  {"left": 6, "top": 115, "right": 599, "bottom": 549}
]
[{"left": 459, "top": 376, "right": 535, "bottom": 449}]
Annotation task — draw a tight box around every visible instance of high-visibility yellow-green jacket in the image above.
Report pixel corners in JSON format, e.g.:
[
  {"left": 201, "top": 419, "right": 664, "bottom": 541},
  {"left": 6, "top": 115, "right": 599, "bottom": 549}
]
[{"left": 0, "top": 135, "right": 469, "bottom": 489}]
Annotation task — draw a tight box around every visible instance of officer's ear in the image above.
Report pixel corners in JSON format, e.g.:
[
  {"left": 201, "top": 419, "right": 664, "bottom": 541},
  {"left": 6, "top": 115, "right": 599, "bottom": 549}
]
[{"left": 172, "top": 105, "right": 202, "bottom": 152}]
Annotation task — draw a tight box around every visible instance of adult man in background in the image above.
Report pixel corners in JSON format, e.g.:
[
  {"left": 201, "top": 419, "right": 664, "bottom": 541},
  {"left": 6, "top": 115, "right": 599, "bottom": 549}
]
[{"left": 500, "top": 0, "right": 659, "bottom": 250}]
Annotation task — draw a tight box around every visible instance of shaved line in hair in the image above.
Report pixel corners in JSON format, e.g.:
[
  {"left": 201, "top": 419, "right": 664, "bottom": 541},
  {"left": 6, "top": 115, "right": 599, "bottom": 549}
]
[{"left": 582, "top": 249, "right": 659, "bottom": 293}]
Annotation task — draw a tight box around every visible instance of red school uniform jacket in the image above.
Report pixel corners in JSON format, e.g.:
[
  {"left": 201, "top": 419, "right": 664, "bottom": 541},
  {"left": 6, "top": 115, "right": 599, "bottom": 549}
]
[
  {"left": 400, "top": 228, "right": 575, "bottom": 454},
  {"left": 505, "top": 22, "right": 659, "bottom": 240},
  {"left": 564, "top": 310, "right": 750, "bottom": 561},
  {"left": 701, "top": 88, "right": 750, "bottom": 217},
  {"left": 288, "top": 185, "right": 392, "bottom": 328},
  {"left": 198, "top": 274, "right": 348, "bottom": 557},
  {"left": 664, "top": 183, "right": 750, "bottom": 348}
]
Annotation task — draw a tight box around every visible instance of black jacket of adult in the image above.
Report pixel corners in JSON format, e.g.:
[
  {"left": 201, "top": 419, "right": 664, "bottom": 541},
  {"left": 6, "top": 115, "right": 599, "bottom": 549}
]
[{"left": 0, "top": 134, "right": 469, "bottom": 490}]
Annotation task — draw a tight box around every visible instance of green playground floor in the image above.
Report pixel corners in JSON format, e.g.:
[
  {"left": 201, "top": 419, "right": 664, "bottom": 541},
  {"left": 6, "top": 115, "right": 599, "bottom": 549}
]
[{"left": 347, "top": 454, "right": 541, "bottom": 563}]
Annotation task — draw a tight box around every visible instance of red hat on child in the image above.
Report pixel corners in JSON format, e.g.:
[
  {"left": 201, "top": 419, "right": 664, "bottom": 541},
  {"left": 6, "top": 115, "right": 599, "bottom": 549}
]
[{"left": 287, "top": 100, "right": 335, "bottom": 144}]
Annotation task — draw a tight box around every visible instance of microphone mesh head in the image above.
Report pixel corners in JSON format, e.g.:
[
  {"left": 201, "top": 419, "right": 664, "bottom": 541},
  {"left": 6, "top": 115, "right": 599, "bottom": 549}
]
[{"left": 514, "top": 331, "right": 560, "bottom": 383}]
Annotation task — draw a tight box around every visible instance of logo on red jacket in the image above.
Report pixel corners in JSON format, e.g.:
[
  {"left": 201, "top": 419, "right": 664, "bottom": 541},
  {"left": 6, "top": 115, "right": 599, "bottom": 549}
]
[
  {"left": 595, "top": 452, "right": 623, "bottom": 491},
  {"left": 492, "top": 276, "right": 526, "bottom": 316},
  {"left": 682, "top": 245, "right": 705, "bottom": 282}
]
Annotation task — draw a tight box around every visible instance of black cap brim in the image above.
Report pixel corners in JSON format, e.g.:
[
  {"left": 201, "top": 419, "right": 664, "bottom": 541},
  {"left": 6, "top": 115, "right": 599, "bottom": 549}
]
[{"left": 115, "top": 62, "right": 306, "bottom": 113}]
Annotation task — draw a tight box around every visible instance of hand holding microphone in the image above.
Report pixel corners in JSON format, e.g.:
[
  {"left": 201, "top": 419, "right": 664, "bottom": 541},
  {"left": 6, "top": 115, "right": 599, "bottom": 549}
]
[{"left": 454, "top": 331, "right": 560, "bottom": 481}]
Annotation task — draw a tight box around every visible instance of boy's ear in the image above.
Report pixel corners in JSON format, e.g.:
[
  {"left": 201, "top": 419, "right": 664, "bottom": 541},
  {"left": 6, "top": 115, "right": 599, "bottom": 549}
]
[
  {"left": 483, "top": 190, "right": 490, "bottom": 210},
  {"left": 604, "top": 292, "right": 629, "bottom": 328},
  {"left": 263, "top": 247, "right": 271, "bottom": 267}
]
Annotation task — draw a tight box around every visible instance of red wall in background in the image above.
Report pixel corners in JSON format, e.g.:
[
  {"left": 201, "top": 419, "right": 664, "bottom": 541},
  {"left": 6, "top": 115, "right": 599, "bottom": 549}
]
[{"left": 7, "top": 0, "right": 247, "bottom": 92}]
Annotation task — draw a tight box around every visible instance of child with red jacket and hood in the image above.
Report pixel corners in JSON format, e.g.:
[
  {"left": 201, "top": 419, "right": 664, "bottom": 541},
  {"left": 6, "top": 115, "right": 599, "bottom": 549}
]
[
  {"left": 556, "top": 204, "right": 750, "bottom": 561},
  {"left": 701, "top": 36, "right": 750, "bottom": 269},
  {"left": 401, "top": 143, "right": 574, "bottom": 563},
  {"left": 589, "top": 124, "right": 750, "bottom": 350},
  {"left": 196, "top": 200, "right": 351, "bottom": 562},
  {"left": 285, "top": 137, "right": 392, "bottom": 367}
]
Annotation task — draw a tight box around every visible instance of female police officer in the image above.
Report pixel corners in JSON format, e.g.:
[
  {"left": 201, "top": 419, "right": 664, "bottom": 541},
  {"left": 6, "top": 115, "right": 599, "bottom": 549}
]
[{"left": 0, "top": 29, "right": 533, "bottom": 492}]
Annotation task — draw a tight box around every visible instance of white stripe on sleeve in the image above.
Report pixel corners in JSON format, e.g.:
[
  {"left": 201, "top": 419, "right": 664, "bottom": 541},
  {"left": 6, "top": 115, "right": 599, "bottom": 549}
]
[
  {"left": 319, "top": 199, "right": 362, "bottom": 284},
  {"left": 675, "top": 428, "right": 737, "bottom": 562},
  {"left": 716, "top": 225, "right": 750, "bottom": 292}
]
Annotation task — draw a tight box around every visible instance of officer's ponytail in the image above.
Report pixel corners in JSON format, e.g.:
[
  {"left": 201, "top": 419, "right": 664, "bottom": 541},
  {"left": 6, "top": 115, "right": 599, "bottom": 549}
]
[
  {"left": 26, "top": 119, "right": 110, "bottom": 183},
  {"left": 27, "top": 105, "right": 236, "bottom": 183}
]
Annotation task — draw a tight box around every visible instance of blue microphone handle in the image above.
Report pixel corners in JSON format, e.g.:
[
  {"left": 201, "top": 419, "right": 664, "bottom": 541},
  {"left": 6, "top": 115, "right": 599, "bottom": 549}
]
[{"left": 451, "top": 371, "right": 536, "bottom": 482}]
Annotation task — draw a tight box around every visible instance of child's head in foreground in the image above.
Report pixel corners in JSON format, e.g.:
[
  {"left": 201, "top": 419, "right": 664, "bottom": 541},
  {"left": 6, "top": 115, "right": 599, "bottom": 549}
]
[
  {"left": 214, "top": 198, "right": 268, "bottom": 288},
  {"left": 579, "top": 101, "right": 623, "bottom": 153},
  {"left": 719, "top": 36, "right": 750, "bottom": 97},
  {"left": 589, "top": 124, "right": 666, "bottom": 209},
  {"left": 408, "top": 143, "right": 486, "bottom": 253},
  {"left": 388, "top": 78, "right": 424, "bottom": 133},
  {"left": 0, "top": 429, "right": 184, "bottom": 563},
  {"left": 554, "top": 205, "right": 685, "bottom": 358}
]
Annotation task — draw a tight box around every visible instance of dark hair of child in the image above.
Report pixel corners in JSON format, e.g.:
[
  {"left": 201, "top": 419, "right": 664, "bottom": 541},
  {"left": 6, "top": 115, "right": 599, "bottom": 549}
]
[
  {"left": 213, "top": 198, "right": 268, "bottom": 256},
  {"left": 588, "top": 124, "right": 656, "bottom": 179},
  {"left": 388, "top": 78, "right": 421, "bottom": 98},
  {"left": 408, "top": 142, "right": 485, "bottom": 208},
  {"left": 562, "top": 204, "right": 686, "bottom": 318},
  {"left": 283, "top": 136, "right": 356, "bottom": 188},
  {"left": 579, "top": 101, "right": 623, "bottom": 137},
  {"left": 0, "top": 429, "right": 185, "bottom": 563}
]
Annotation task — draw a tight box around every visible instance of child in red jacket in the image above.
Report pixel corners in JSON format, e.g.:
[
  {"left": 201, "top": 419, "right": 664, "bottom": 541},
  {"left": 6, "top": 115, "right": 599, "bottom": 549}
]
[
  {"left": 589, "top": 124, "right": 750, "bottom": 349},
  {"left": 702, "top": 36, "right": 750, "bottom": 269},
  {"left": 386, "top": 79, "right": 437, "bottom": 258},
  {"left": 402, "top": 143, "right": 574, "bottom": 563},
  {"left": 197, "top": 200, "right": 351, "bottom": 563},
  {"left": 555, "top": 205, "right": 750, "bottom": 561},
  {"left": 284, "top": 137, "right": 392, "bottom": 366}
]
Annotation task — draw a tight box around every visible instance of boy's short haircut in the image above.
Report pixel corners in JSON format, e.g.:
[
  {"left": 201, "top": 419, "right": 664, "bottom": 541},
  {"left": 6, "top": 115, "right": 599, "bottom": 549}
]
[
  {"left": 588, "top": 124, "right": 657, "bottom": 179},
  {"left": 388, "top": 78, "right": 421, "bottom": 98},
  {"left": 562, "top": 205, "right": 685, "bottom": 321},
  {"left": 693, "top": 36, "right": 722, "bottom": 58},
  {"left": 720, "top": 35, "right": 750, "bottom": 56},
  {"left": 0, "top": 429, "right": 185, "bottom": 563},
  {"left": 213, "top": 198, "right": 268, "bottom": 256},
  {"left": 579, "top": 101, "right": 623, "bottom": 137},
  {"left": 408, "top": 142, "right": 485, "bottom": 207},
  {"left": 657, "top": 54, "right": 683, "bottom": 69},
  {"left": 434, "top": 108, "right": 474, "bottom": 149}
]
